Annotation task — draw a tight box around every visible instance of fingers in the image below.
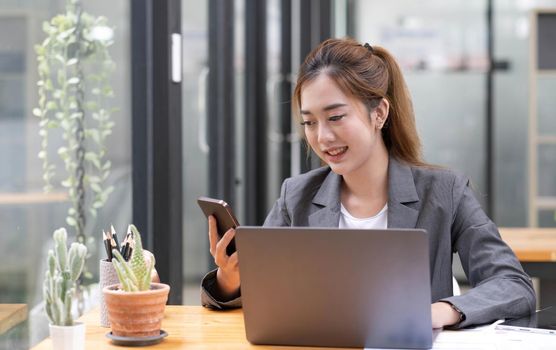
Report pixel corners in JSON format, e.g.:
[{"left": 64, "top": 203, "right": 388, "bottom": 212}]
[
  {"left": 228, "top": 251, "right": 239, "bottom": 268},
  {"left": 220, "top": 228, "right": 236, "bottom": 250},
  {"left": 208, "top": 215, "right": 218, "bottom": 257},
  {"left": 208, "top": 215, "right": 238, "bottom": 273},
  {"left": 214, "top": 228, "right": 235, "bottom": 266}
]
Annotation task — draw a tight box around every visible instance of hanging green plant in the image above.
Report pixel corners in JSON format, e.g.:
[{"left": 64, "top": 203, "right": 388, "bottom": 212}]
[{"left": 34, "top": 0, "right": 116, "bottom": 244}]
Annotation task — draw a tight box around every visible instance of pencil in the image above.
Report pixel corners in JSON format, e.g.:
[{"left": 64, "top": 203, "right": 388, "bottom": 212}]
[
  {"left": 110, "top": 236, "right": 118, "bottom": 260},
  {"left": 126, "top": 235, "right": 135, "bottom": 261},
  {"left": 122, "top": 225, "right": 134, "bottom": 261},
  {"left": 103, "top": 230, "right": 112, "bottom": 261},
  {"left": 111, "top": 225, "right": 120, "bottom": 252},
  {"left": 126, "top": 225, "right": 135, "bottom": 260},
  {"left": 120, "top": 232, "right": 128, "bottom": 259}
]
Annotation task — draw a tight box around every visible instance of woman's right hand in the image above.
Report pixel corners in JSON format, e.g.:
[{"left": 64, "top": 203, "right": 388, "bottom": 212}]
[{"left": 208, "top": 215, "right": 240, "bottom": 299}]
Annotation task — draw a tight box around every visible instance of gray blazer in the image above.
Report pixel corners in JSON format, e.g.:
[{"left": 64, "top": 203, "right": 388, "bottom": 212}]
[{"left": 201, "top": 157, "right": 536, "bottom": 328}]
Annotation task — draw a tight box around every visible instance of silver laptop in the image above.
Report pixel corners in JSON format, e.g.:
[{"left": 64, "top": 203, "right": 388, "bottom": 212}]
[{"left": 236, "top": 227, "right": 433, "bottom": 349}]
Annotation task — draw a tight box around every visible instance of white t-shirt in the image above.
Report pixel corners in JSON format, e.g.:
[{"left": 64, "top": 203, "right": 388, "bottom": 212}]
[{"left": 339, "top": 203, "right": 388, "bottom": 229}]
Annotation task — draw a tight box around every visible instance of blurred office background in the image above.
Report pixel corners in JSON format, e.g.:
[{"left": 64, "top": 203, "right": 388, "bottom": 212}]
[{"left": 0, "top": 0, "right": 555, "bottom": 348}]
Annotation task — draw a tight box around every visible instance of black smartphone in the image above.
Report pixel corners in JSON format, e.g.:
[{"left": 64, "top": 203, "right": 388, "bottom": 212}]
[{"left": 197, "top": 196, "right": 240, "bottom": 256}]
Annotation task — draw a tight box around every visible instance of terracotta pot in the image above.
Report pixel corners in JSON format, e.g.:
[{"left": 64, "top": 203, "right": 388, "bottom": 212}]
[{"left": 103, "top": 283, "right": 170, "bottom": 337}]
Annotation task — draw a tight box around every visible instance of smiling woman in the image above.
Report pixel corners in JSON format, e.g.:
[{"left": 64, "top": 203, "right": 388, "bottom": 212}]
[
  {"left": 299, "top": 75, "right": 387, "bottom": 190},
  {"left": 201, "top": 37, "right": 536, "bottom": 330},
  {"left": 292, "top": 39, "right": 418, "bottom": 220}
]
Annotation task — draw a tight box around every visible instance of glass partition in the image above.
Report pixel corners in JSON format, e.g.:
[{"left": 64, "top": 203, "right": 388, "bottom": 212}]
[
  {"left": 0, "top": 1, "right": 131, "bottom": 348},
  {"left": 353, "top": 0, "right": 488, "bottom": 207},
  {"left": 181, "top": 0, "right": 210, "bottom": 304}
]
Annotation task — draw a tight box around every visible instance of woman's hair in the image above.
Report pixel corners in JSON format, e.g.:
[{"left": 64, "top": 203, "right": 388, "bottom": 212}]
[{"left": 292, "top": 37, "right": 424, "bottom": 166}]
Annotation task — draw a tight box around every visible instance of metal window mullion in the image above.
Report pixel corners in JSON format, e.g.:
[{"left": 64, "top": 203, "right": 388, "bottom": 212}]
[
  {"left": 280, "top": 0, "right": 292, "bottom": 183},
  {"left": 132, "top": 0, "right": 183, "bottom": 304},
  {"left": 245, "top": 0, "right": 268, "bottom": 225},
  {"left": 297, "top": 0, "right": 332, "bottom": 173},
  {"left": 208, "top": 0, "right": 236, "bottom": 205},
  {"left": 486, "top": 0, "right": 494, "bottom": 218}
]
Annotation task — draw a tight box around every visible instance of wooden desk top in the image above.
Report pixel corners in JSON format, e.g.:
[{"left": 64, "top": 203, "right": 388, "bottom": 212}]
[
  {"left": 0, "top": 192, "right": 68, "bottom": 205},
  {"left": 0, "top": 304, "right": 27, "bottom": 335},
  {"left": 32, "top": 305, "right": 348, "bottom": 350},
  {"left": 31, "top": 305, "right": 556, "bottom": 349},
  {"left": 499, "top": 227, "right": 556, "bottom": 262}
]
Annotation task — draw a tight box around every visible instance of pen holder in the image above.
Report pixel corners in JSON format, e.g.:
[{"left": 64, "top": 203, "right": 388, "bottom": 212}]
[{"left": 99, "top": 259, "right": 119, "bottom": 327}]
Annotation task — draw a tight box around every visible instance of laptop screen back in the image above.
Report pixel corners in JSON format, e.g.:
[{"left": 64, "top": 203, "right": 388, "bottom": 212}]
[{"left": 236, "top": 227, "right": 433, "bottom": 349}]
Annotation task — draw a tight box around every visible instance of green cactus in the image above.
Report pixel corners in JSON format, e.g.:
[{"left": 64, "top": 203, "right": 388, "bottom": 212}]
[
  {"left": 111, "top": 225, "right": 154, "bottom": 292},
  {"left": 43, "top": 228, "right": 87, "bottom": 326}
]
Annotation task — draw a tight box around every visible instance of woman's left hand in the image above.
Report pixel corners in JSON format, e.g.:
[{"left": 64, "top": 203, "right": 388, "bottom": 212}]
[{"left": 431, "top": 302, "right": 461, "bottom": 329}]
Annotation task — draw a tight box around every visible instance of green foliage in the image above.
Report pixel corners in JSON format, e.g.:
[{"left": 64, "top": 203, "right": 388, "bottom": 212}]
[
  {"left": 111, "top": 225, "right": 154, "bottom": 292},
  {"left": 43, "top": 228, "right": 87, "bottom": 326},
  {"left": 34, "top": 0, "right": 116, "bottom": 242}
]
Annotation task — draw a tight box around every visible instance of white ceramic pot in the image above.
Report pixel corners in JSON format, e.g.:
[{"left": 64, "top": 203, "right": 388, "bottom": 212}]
[{"left": 49, "top": 322, "right": 85, "bottom": 350}]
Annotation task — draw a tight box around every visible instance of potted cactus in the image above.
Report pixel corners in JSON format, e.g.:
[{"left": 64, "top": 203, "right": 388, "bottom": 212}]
[
  {"left": 43, "top": 228, "right": 88, "bottom": 350},
  {"left": 103, "top": 225, "right": 170, "bottom": 340}
]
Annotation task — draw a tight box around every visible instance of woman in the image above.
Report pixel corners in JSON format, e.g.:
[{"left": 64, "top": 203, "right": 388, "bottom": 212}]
[{"left": 201, "top": 38, "right": 535, "bottom": 329}]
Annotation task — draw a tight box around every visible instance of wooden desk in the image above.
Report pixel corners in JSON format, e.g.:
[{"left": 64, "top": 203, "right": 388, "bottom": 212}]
[
  {"left": 499, "top": 227, "right": 556, "bottom": 262},
  {"left": 499, "top": 227, "right": 556, "bottom": 308},
  {"left": 0, "top": 192, "right": 68, "bottom": 205},
  {"left": 32, "top": 306, "right": 347, "bottom": 350},
  {"left": 32, "top": 305, "right": 556, "bottom": 349},
  {"left": 0, "top": 304, "right": 27, "bottom": 335}
]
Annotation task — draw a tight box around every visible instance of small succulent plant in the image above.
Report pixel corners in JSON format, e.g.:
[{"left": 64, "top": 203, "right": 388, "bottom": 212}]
[
  {"left": 43, "top": 228, "right": 87, "bottom": 326},
  {"left": 111, "top": 225, "right": 154, "bottom": 291}
]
